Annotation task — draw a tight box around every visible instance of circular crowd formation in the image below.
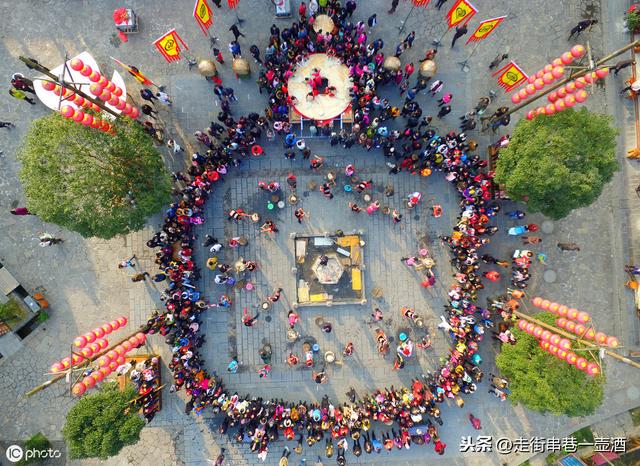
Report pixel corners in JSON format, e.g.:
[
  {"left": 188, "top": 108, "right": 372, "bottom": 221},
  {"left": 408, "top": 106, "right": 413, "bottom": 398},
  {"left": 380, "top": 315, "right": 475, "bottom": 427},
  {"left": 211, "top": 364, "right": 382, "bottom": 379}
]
[{"left": 144, "top": 3, "right": 505, "bottom": 462}]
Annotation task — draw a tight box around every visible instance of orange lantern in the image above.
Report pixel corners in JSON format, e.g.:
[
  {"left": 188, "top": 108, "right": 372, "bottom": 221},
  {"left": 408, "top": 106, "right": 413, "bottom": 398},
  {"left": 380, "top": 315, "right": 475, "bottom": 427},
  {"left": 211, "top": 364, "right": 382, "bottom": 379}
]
[{"left": 595, "top": 332, "right": 607, "bottom": 344}]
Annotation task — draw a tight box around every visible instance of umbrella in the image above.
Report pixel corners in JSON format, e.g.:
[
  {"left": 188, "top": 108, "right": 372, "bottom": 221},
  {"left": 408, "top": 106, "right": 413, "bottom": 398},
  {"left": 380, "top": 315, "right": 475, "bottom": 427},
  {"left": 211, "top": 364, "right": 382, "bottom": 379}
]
[
  {"left": 313, "top": 14, "right": 335, "bottom": 34},
  {"left": 419, "top": 60, "right": 437, "bottom": 78},
  {"left": 198, "top": 60, "right": 217, "bottom": 77}
]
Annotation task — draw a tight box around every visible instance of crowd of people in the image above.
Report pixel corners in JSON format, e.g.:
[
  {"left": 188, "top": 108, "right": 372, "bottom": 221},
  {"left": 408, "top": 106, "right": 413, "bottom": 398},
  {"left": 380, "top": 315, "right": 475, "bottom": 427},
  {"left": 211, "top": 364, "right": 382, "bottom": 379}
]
[{"left": 142, "top": 1, "right": 515, "bottom": 461}]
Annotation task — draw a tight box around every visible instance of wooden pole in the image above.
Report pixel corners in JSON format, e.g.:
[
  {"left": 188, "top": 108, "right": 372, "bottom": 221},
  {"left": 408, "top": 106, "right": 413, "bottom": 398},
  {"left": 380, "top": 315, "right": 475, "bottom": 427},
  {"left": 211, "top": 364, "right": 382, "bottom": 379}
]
[
  {"left": 513, "top": 310, "right": 640, "bottom": 370},
  {"left": 25, "top": 324, "right": 150, "bottom": 397},
  {"left": 18, "top": 56, "right": 121, "bottom": 118}
]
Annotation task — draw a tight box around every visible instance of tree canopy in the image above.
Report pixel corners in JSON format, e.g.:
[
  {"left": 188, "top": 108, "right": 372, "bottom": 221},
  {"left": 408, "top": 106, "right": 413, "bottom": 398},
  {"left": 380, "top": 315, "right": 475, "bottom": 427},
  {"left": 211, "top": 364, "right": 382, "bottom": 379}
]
[
  {"left": 496, "top": 312, "right": 604, "bottom": 417},
  {"left": 18, "top": 114, "right": 171, "bottom": 239},
  {"left": 62, "top": 382, "right": 145, "bottom": 459},
  {"left": 494, "top": 108, "right": 618, "bottom": 219}
]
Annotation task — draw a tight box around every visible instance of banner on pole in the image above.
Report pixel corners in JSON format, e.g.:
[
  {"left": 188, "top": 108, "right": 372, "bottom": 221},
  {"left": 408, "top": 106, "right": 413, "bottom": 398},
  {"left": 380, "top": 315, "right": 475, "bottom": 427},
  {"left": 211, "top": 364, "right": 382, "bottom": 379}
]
[
  {"left": 110, "top": 57, "right": 157, "bottom": 87},
  {"left": 153, "top": 29, "right": 189, "bottom": 63},
  {"left": 194, "top": 0, "right": 213, "bottom": 35},
  {"left": 411, "top": 0, "right": 431, "bottom": 6},
  {"left": 465, "top": 15, "right": 507, "bottom": 44},
  {"left": 493, "top": 61, "right": 528, "bottom": 92},
  {"left": 227, "top": 0, "right": 240, "bottom": 8},
  {"left": 446, "top": 0, "right": 478, "bottom": 29}
]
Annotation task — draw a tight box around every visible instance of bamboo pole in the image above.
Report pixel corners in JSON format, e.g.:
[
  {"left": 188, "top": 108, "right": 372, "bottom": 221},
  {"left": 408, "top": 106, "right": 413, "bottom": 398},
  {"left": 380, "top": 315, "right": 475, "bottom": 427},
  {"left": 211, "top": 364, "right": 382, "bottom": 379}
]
[{"left": 513, "top": 310, "right": 640, "bottom": 370}]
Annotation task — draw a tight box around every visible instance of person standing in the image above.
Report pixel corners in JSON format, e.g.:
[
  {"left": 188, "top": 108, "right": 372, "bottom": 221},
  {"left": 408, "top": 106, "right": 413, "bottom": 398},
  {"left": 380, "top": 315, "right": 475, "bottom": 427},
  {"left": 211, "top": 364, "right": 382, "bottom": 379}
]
[
  {"left": 249, "top": 45, "right": 263, "bottom": 64},
  {"left": 242, "top": 307, "right": 260, "bottom": 327},
  {"left": 345, "top": 0, "right": 357, "bottom": 17},
  {"left": 229, "top": 24, "right": 245, "bottom": 41},
  {"left": 267, "top": 287, "right": 283, "bottom": 303},
  {"left": 294, "top": 208, "right": 306, "bottom": 223},
  {"left": 139, "top": 88, "right": 157, "bottom": 102},
  {"left": 210, "top": 0, "right": 221, "bottom": 7},
  {"left": 388, "top": 0, "right": 400, "bottom": 14},
  {"left": 213, "top": 48, "right": 225, "bottom": 64},
  {"left": 9, "top": 88, "right": 35, "bottom": 105},
  {"left": 451, "top": 23, "right": 468, "bottom": 48},
  {"left": 435, "top": 0, "right": 448, "bottom": 9},
  {"left": 299, "top": 1, "right": 307, "bottom": 18},
  {"left": 155, "top": 90, "right": 172, "bottom": 105},
  {"left": 437, "top": 105, "right": 451, "bottom": 118},
  {"left": 38, "top": 233, "right": 63, "bottom": 246},
  {"left": 166, "top": 139, "right": 184, "bottom": 154},
  {"left": 367, "top": 14, "right": 377, "bottom": 29},
  {"left": 309, "top": 0, "right": 318, "bottom": 16},
  {"left": 228, "top": 41, "right": 242, "bottom": 59},
  {"left": 141, "top": 104, "right": 158, "bottom": 119},
  {"left": 438, "top": 93, "right": 452, "bottom": 106},
  {"left": 0, "top": 121, "right": 15, "bottom": 129},
  {"left": 489, "top": 53, "right": 509, "bottom": 70},
  {"left": 11, "top": 74, "right": 35, "bottom": 94},
  {"left": 10, "top": 207, "right": 31, "bottom": 215}
]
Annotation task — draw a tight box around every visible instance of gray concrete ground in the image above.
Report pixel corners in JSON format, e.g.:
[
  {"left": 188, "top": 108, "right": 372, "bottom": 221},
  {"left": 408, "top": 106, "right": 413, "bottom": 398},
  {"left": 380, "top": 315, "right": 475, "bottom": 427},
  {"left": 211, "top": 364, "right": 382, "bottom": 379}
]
[{"left": 0, "top": 0, "right": 639, "bottom": 465}]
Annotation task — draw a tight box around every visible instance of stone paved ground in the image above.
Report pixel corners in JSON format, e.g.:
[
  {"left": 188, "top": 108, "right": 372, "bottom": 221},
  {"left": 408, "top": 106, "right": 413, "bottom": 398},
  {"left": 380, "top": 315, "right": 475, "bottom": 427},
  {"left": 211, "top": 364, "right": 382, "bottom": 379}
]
[{"left": 0, "top": 0, "right": 639, "bottom": 465}]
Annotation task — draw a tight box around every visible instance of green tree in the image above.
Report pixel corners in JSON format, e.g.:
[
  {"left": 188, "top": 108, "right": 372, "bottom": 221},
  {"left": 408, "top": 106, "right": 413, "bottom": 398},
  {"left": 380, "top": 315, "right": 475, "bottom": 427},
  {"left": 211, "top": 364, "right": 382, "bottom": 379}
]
[
  {"left": 496, "top": 312, "right": 604, "bottom": 417},
  {"left": 18, "top": 114, "right": 171, "bottom": 239},
  {"left": 495, "top": 108, "right": 618, "bottom": 219},
  {"left": 62, "top": 382, "right": 145, "bottom": 459}
]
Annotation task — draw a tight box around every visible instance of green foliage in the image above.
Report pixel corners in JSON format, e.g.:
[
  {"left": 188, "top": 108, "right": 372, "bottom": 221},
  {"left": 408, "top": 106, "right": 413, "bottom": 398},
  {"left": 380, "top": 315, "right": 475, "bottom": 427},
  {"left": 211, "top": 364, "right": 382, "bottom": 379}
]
[
  {"left": 0, "top": 299, "right": 27, "bottom": 327},
  {"left": 495, "top": 108, "right": 618, "bottom": 219},
  {"left": 630, "top": 407, "right": 640, "bottom": 426},
  {"left": 626, "top": 10, "right": 640, "bottom": 33},
  {"left": 571, "top": 426, "right": 594, "bottom": 444},
  {"left": 496, "top": 312, "right": 604, "bottom": 417},
  {"left": 62, "top": 382, "right": 145, "bottom": 459},
  {"left": 18, "top": 114, "right": 171, "bottom": 239},
  {"left": 16, "top": 432, "right": 51, "bottom": 466}
]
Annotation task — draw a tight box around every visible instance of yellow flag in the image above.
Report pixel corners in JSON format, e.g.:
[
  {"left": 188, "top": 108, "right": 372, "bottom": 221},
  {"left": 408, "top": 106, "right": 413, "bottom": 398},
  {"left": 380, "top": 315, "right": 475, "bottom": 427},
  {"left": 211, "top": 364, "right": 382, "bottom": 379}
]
[
  {"left": 153, "top": 29, "right": 188, "bottom": 63},
  {"left": 493, "top": 61, "right": 528, "bottom": 92},
  {"left": 194, "top": 0, "right": 213, "bottom": 34},
  {"left": 466, "top": 16, "right": 506, "bottom": 44},
  {"left": 447, "top": 0, "right": 478, "bottom": 29}
]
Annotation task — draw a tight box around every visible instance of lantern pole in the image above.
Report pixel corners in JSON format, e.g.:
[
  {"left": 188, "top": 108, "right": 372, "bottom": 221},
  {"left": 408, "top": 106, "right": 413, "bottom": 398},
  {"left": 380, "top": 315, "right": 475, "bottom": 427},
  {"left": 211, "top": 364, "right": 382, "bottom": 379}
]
[
  {"left": 513, "top": 310, "right": 640, "bottom": 370},
  {"left": 18, "top": 56, "right": 121, "bottom": 119},
  {"left": 25, "top": 324, "right": 150, "bottom": 397},
  {"left": 397, "top": 5, "right": 416, "bottom": 36},
  {"left": 457, "top": 40, "right": 482, "bottom": 73}
]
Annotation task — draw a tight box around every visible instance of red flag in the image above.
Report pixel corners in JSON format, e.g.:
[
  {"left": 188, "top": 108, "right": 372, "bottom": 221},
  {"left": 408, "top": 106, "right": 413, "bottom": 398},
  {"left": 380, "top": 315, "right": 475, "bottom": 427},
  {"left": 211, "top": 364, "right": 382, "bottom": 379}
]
[
  {"left": 227, "top": 0, "right": 239, "bottom": 8},
  {"left": 411, "top": 0, "right": 431, "bottom": 6},
  {"left": 465, "top": 16, "right": 507, "bottom": 45},
  {"left": 193, "top": 0, "right": 214, "bottom": 35}
]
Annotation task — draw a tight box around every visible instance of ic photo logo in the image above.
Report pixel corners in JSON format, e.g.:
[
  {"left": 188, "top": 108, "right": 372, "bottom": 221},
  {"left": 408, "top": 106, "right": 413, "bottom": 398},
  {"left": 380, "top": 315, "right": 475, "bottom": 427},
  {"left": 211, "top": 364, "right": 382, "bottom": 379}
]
[
  {"left": 5, "top": 443, "right": 62, "bottom": 463},
  {"left": 5, "top": 444, "right": 23, "bottom": 462}
]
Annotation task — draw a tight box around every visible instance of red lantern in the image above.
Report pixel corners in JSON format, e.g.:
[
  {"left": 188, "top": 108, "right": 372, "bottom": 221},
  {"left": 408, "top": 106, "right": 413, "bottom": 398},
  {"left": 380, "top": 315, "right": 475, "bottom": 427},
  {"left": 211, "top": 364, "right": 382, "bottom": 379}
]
[
  {"left": 117, "top": 316, "right": 128, "bottom": 327},
  {"left": 557, "top": 349, "right": 568, "bottom": 359},
  {"left": 534, "top": 78, "right": 545, "bottom": 90},
  {"left": 583, "top": 73, "right": 593, "bottom": 83},
  {"left": 525, "top": 323, "right": 536, "bottom": 334},
  {"left": 97, "top": 76, "right": 109, "bottom": 87},
  {"left": 586, "top": 363, "right": 600, "bottom": 376},
  {"left": 73, "top": 110, "right": 85, "bottom": 123},
  {"left": 100, "top": 366, "right": 112, "bottom": 377},
  {"left": 606, "top": 336, "right": 619, "bottom": 348},
  {"left": 565, "top": 352, "right": 578, "bottom": 365},
  {"left": 550, "top": 334, "right": 561, "bottom": 346},
  {"left": 570, "top": 44, "right": 585, "bottom": 58},
  {"left": 539, "top": 341, "right": 551, "bottom": 351},
  {"left": 123, "top": 103, "right": 133, "bottom": 114},
  {"left": 135, "top": 332, "right": 146, "bottom": 345},
  {"left": 543, "top": 73, "right": 554, "bottom": 85},
  {"left": 70, "top": 58, "right": 84, "bottom": 71},
  {"left": 567, "top": 308, "right": 579, "bottom": 320},
  {"left": 548, "top": 92, "right": 558, "bottom": 103},
  {"left": 595, "top": 68, "right": 609, "bottom": 79},
  {"left": 103, "top": 323, "right": 114, "bottom": 334},
  {"left": 541, "top": 330, "right": 552, "bottom": 341},
  {"left": 71, "top": 353, "right": 84, "bottom": 365},
  {"left": 557, "top": 305, "right": 569, "bottom": 317},
  {"left": 564, "top": 95, "right": 576, "bottom": 107},
  {"left": 88, "top": 71, "right": 101, "bottom": 82},
  {"left": 518, "top": 320, "right": 527, "bottom": 331},
  {"left": 72, "top": 382, "right": 87, "bottom": 397},
  {"left": 116, "top": 356, "right": 126, "bottom": 366},
  {"left": 518, "top": 88, "right": 528, "bottom": 99},
  {"left": 584, "top": 328, "right": 596, "bottom": 340},
  {"left": 575, "top": 357, "right": 588, "bottom": 370},
  {"left": 61, "top": 357, "right": 72, "bottom": 368},
  {"left": 80, "top": 347, "right": 93, "bottom": 358},
  {"left": 552, "top": 66, "right": 564, "bottom": 78},
  {"left": 557, "top": 88, "right": 567, "bottom": 98},
  {"left": 100, "top": 124, "right": 111, "bottom": 133},
  {"left": 108, "top": 361, "right": 119, "bottom": 371},
  {"left": 90, "top": 118, "right": 101, "bottom": 129},
  {"left": 80, "top": 65, "right": 92, "bottom": 77},
  {"left": 549, "top": 345, "right": 560, "bottom": 356},
  {"left": 561, "top": 52, "right": 574, "bottom": 64},
  {"left": 91, "top": 370, "right": 104, "bottom": 383},
  {"left": 107, "top": 350, "right": 118, "bottom": 361},
  {"left": 549, "top": 302, "right": 560, "bottom": 313},
  {"left": 83, "top": 375, "right": 96, "bottom": 389},
  {"left": 574, "top": 90, "right": 588, "bottom": 103},
  {"left": 41, "top": 80, "right": 56, "bottom": 91},
  {"left": 109, "top": 320, "right": 120, "bottom": 331},
  {"left": 91, "top": 103, "right": 101, "bottom": 113},
  {"left": 93, "top": 327, "right": 105, "bottom": 339},
  {"left": 553, "top": 100, "right": 566, "bottom": 113},
  {"left": 532, "top": 297, "right": 543, "bottom": 307},
  {"left": 122, "top": 341, "right": 133, "bottom": 352},
  {"left": 95, "top": 338, "right": 108, "bottom": 350},
  {"left": 89, "top": 83, "right": 103, "bottom": 96},
  {"left": 98, "top": 90, "right": 111, "bottom": 101},
  {"left": 566, "top": 321, "right": 576, "bottom": 332},
  {"left": 575, "top": 77, "right": 588, "bottom": 89},
  {"left": 129, "top": 107, "right": 140, "bottom": 119},
  {"left": 128, "top": 336, "right": 140, "bottom": 347},
  {"left": 556, "top": 318, "right": 568, "bottom": 328},
  {"left": 105, "top": 81, "right": 116, "bottom": 92},
  {"left": 525, "top": 84, "right": 536, "bottom": 95},
  {"left": 73, "top": 95, "right": 85, "bottom": 106},
  {"left": 543, "top": 64, "right": 554, "bottom": 73},
  {"left": 540, "top": 299, "right": 551, "bottom": 310},
  {"left": 511, "top": 93, "right": 521, "bottom": 104},
  {"left": 61, "top": 105, "right": 77, "bottom": 118},
  {"left": 559, "top": 338, "right": 571, "bottom": 350},
  {"left": 526, "top": 110, "right": 535, "bottom": 120},
  {"left": 545, "top": 104, "right": 556, "bottom": 115},
  {"left": 576, "top": 311, "right": 590, "bottom": 324},
  {"left": 81, "top": 114, "right": 93, "bottom": 126},
  {"left": 535, "top": 70, "right": 544, "bottom": 79},
  {"left": 552, "top": 58, "right": 563, "bottom": 67},
  {"left": 112, "top": 87, "right": 123, "bottom": 97},
  {"left": 565, "top": 82, "right": 576, "bottom": 94},
  {"left": 88, "top": 342, "right": 100, "bottom": 354},
  {"left": 97, "top": 356, "right": 110, "bottom": 367},
  {"left": 50, "top": 362, "right": 65, "bottom": 373},
  {"left": 114, "top": 345, "right": 126, "bottom": 356},
  {"left": 108, "top": 96, "right": 120, "bottom": 106},
  {"left": 533, "top": 326, "right": 544, "bottom": 338}
]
